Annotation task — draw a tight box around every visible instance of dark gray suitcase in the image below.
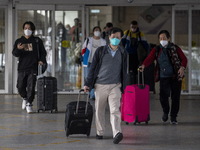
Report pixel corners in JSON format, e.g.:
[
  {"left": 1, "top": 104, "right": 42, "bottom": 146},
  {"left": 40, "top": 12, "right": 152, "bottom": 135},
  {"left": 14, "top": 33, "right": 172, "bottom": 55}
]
[
  {"left": 65, "top": 89, "right": 93, "bottom": 137},
  {"left": 37, "top": 76, "right": 57, "bottom": 113}
]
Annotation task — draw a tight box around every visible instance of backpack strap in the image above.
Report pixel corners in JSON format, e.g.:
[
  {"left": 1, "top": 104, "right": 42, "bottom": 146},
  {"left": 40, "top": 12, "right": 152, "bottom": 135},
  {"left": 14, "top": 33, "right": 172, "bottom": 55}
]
[
  {"left": 125, "top": 30, "right": 130, "bottom": 38},
  {"left": 155, "top": 45, "right": 160, "bottom": 59},
  {"left": 86, "top": 38, "right": 89, "bottom": 47},
  {"left": 138, "top": 32, "right": 142, "bottom": 41},
  {"left": 35, "top": 37, "right": 40, "bottom": 60}
]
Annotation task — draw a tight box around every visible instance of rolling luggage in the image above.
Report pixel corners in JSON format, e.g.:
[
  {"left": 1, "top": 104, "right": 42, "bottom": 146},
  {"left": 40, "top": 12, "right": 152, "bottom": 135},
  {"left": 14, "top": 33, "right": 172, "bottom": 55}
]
[
  {"left": 37, "top": 65, "right": 57, "bottom": 113},
  {"left": 65, "top": 89, "right": 93, "bottom": 137},
  {"left": 121, "top": 71, "right": 150, "bottom": 124}
]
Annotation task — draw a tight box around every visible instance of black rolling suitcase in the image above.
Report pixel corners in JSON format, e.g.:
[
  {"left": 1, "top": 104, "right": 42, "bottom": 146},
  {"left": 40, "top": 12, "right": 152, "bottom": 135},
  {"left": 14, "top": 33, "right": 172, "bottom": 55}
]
[
  {"left": 37, "top": 65, "right": 57, "bottom": 113},
  {"left": 37, "top": 76, "right": 57, "bottom": 113},
  {"left": 65, "top": 89, "right": 93, "bottom": 137}
]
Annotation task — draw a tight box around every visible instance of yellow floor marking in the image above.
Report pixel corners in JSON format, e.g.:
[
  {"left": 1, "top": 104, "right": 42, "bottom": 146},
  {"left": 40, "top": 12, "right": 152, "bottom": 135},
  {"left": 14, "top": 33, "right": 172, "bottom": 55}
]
[
  {"left": 0, "top": 129, "right": 65, "bottom": 138},
  {"left": 37, "top": 140, "right": 81, "bottom": 147},
  {"left": 0, "top": 147, "right": 15, "bottom": 150}
]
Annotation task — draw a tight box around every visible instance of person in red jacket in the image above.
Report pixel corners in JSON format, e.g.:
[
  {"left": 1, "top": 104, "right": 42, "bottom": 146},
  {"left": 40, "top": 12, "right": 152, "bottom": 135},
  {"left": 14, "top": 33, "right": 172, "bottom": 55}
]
[{"left": 139, "top": 30, "right": 187, "bottom": 125}]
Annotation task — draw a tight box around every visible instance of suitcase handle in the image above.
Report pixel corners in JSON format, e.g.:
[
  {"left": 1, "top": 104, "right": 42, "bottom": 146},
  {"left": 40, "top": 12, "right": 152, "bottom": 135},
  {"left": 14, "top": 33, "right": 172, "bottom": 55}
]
[
  {"left": 137, "top": 69, "right": 145, "bottom": 89},
  {"left": 37, "top": 64, "right": 44, "bottom": 79},
  {"left": 76, "top": 89, "right": 90, "bottom": 115}
]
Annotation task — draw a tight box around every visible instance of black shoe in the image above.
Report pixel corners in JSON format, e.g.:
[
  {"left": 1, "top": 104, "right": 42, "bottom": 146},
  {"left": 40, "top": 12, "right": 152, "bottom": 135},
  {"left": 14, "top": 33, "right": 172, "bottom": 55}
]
[
  {"left": 162, "top": 113, "right": 168, "bottom": 122},
  {"left": 96, "top": 134, "right": 103, "bottom": 139},
  {"left": 113, "top": 132, "right": 123, "bottom": 144},
  {"left": 170, "top": 117, "right": 178, "bottom": 125}
]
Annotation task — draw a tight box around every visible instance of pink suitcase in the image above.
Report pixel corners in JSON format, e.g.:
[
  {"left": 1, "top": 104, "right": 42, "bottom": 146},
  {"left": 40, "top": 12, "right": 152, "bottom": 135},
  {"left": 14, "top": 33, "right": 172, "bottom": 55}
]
[{"left": 121, "top": 71, "right": 150, "bottom": 124}]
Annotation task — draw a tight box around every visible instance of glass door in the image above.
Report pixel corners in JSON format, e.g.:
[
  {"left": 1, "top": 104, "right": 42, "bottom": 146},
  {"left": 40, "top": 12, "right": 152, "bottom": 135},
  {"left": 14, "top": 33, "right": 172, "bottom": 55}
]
[
  {"left": 15, "top": 5, "right": 84, "bottom": 93},
  {"left": 14, "top": 9, "right": 53, "bottom": 93},
  {"left": 16, "top": 10, "right": 53, "bottom": 74},
  {"left": 191, "top": 9, "right": 200, "bottom": 93},
  {"left": 173, "top": 9, "right": 189, "bottom": 93},
  {"left": 173, "top": 5, "right": 200, "bottom": 94},
  {"left": 54, "top": 10, "right": 82, "bottom": 92}
]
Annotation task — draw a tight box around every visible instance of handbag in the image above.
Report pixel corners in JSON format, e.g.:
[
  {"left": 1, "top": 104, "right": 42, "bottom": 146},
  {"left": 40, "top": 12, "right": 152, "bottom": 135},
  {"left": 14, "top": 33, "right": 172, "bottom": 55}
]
[{"left": 35, "top": 37, "right": 47, "bottom": 74}]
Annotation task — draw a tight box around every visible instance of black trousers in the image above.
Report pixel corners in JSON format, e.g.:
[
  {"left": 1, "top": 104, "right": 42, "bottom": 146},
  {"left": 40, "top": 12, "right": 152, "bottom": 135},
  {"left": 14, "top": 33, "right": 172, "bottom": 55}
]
[
  {"left": 159, "top": 77, "right": 182, "bottom": 118},
  {"left": 17, "top": 70, "right": 37, "bottom": 104}
]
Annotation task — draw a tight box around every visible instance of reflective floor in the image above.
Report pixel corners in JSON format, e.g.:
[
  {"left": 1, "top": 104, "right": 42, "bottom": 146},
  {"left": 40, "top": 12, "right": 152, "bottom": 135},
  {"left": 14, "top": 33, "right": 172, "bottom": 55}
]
[{"left": 0, "top": 94, "right": 200, "bottom": 150}]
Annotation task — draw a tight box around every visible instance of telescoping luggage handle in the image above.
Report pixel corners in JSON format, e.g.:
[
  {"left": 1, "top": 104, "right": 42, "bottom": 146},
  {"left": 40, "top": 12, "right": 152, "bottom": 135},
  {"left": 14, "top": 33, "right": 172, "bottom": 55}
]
[
  {"left": 137, "top": 69, "right": 145, "bottom": 89},
  {"left": 37, "top": 64, "right": 44, "bottom": 79},
  {"left": 76, "top": 89, "right": 90, "bottom": 115}
]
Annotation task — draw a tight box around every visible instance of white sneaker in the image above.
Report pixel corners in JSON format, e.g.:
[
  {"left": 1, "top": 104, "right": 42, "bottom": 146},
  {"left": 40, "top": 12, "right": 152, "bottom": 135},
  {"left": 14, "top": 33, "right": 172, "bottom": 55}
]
[
  {"left": 22, "top": 99, "right": 27, "bottom": 110},
  {"left": 26, "top": 103, "right": 33, "bottom": 114}
]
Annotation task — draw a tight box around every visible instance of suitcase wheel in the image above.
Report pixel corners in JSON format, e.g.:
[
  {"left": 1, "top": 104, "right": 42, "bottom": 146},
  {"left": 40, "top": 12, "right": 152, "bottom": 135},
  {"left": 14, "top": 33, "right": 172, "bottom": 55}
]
[
  {"left": 86, "top": 130, "right": 90, "bottom": 137},
  {"left": 66, "top": 129, "right": 69, "bottom": 137},
  {"left": 145, "top": 121, "right": 148, "bottom": 124},
  {"left": 37, "top": 110, "right": 40, "bottom": 113},
  {"left": 126, "top": 122, "right": 129, "bottom": 125}
]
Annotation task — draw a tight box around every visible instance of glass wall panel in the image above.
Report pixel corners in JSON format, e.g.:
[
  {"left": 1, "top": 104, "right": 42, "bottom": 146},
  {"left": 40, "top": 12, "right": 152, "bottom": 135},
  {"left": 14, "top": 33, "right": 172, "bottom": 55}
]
[
  {"left": 17, "top": 10, "right": 52, "bottom": 76},
  {"left": 0, "top": 8, "right": 5, "bottom": 89},
  {"left": 175, "top": 10, "right": 189, "bottom": 92},
  {"left": 55, "top": 11, "right": 82, "bottom": 91},
  {"left": 191, "top": 10, "right": 200, "bottom": 91}
]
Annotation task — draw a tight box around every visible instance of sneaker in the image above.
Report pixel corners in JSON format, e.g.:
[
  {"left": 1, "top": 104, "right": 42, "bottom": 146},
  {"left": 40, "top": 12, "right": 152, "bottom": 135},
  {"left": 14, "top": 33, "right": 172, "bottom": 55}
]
[
  {"left": 170, "top": 117, "right": 178, "bottom": 125},
  {"left": 26, "top": 103, "right": 33, "bottom": 114},
  {"left": 22, "top": 98, "right": 27, "bottom": 110},
  {"left": 162, "top": 113, "right": 168, "bottom": 122},
  {"left": 113, "top": 132, "right": 123, "bottom": 144},
  {"left": 96, "top": 134, "right": 103, "bottom": 139}
]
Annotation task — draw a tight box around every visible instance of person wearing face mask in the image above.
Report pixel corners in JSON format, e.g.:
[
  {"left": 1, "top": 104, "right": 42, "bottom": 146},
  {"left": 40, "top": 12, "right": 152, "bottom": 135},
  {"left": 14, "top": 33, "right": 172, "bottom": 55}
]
[
  {"left": 12, "top": 21, "right": 47, "bottom": 114},
  {"left": 82, "top": 26, "right": 106, "bottom": 100},
  {"left": 139, "top": 30, "right": 187, "bottom": 125},
  {"left": 83, "top": 27, "right": 127, "bottom": 144},
  {"left": 121, "top": 20, "right": 149, "bottom": 84}
]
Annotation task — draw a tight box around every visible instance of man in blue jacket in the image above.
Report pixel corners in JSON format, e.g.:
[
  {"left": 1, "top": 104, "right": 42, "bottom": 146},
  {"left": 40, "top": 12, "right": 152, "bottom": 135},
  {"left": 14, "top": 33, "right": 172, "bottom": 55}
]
[{"left": 84, "top": 27, "right": 127, "bottom": 144}]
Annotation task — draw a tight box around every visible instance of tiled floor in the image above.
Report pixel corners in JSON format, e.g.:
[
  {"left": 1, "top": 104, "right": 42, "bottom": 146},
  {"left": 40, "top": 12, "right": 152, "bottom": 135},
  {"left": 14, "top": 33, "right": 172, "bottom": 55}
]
[{"left": 0, "top": 94, "right": 200, "bottom": 150}]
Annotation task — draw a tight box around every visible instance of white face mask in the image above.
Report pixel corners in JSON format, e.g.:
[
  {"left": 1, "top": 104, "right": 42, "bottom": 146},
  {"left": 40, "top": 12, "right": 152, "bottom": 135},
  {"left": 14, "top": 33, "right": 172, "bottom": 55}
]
[
  {"left": 94, "top": 31, "right": 101, "bottom": 37},
  {"left": 24, "top": 29, "right": 32, "bottom": 36},
  {"left": 160, "top": 40, "right": 168, "bottom": 47}
]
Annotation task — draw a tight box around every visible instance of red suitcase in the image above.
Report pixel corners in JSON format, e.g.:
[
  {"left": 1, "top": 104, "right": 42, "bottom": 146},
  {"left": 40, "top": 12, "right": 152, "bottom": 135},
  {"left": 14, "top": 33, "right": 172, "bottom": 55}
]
[{"left": 121, "top": 71, "right": 150, "bottom": 124}]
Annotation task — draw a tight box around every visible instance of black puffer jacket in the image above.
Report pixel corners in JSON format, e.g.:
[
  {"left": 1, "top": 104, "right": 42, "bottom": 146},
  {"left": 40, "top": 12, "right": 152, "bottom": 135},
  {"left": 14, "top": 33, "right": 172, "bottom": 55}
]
[{"left": 12, "top": 35, "right": 47, "bottom": 72}]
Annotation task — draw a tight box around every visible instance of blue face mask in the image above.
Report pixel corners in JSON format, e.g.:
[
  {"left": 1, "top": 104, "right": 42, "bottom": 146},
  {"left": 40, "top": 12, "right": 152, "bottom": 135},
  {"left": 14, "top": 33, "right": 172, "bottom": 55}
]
[{"left": 110, "top": 38, "right": 121, "bottom": 46}]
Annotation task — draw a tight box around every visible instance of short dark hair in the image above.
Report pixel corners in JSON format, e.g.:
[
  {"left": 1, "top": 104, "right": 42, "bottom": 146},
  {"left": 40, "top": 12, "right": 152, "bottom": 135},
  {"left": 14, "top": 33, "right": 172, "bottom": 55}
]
[
  {"left": 106, "top": 22, "right": 113, "bottom": 28},
  {"left": 130, "top": 20, "right": 138, "bottom": 25},
  {"left": 158, "top": 30, "right": 171, "bottom": 39},
  {"left": 92, "top": 26, "right": 101, "bottom": 32},
  {"left": 23, "top": 21, "right": 35, "bottom": 34},
  {"left": 108, "top": 27, "right": 124, "bottom": 37}
]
